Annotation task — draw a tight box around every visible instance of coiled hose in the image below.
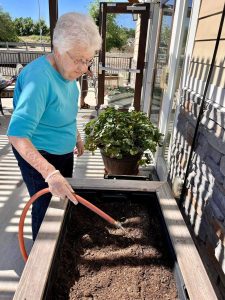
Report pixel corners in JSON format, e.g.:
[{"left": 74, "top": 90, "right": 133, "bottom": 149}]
[{"left": 19, "top": 188, "right": 123, "bottom": 261}]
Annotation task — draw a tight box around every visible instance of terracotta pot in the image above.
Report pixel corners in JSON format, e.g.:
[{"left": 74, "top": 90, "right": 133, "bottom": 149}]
[{"left": 101, "top": 151, "right": 143, "bottom": 175}]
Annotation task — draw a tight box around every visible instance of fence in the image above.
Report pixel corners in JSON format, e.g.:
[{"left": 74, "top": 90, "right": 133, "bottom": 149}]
[
  {"left": 0, "top": 50, "right": 133, "bottom": 84},
  {"left": 92, "top": 55, "right": 133, "bottom": 83},
  {"left": 0, "top": 41, "right": 51, "bottom": 52},
  {"left": 0, "top": 51, "right": 46, "bottom": 76}
]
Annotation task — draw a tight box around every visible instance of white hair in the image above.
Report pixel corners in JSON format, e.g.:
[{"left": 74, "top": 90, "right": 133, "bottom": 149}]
[{"left": 53, "top": 12, "right": 102, "bottom": 54}]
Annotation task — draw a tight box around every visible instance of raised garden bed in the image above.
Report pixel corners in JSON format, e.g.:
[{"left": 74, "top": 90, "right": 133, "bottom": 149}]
[
  {"left": 45, "top": 192, "right": 178, "bottom": 299},
  {"left": 13, "top": 180, "right": 216, "bottom": 300}
]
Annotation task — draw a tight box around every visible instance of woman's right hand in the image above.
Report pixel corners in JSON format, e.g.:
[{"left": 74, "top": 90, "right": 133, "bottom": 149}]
[
  {"left": 7, "top": 137, "right": 78, "bottom": 204},
  {"left": 45, "top": 171, "right": 78, "bottom": 204}
]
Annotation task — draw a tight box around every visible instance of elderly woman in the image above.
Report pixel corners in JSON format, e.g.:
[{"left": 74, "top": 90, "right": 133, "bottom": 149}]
[{"left": 7, "top": 12, "right": 102, "bottom": 240}]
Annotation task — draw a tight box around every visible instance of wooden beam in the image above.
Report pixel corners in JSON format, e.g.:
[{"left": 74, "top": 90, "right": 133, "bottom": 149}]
[
  {"left": 157, "top": 182, "right": 217, "bottom": 300},
  {"left": 134, "top": 9, "right": 149, "bottom": 110},
  {"left": 97, "top": 2, "right": 106, "bottom": 107},
  {"left": 105, "top": 3, "right": 150, "bottom": 14},
  {"left": 49, "top": 0, "right": 58, "bottom": 50},
  {"left": 68, "top": 178, "right": 164, "bottom": 191},
  {"left": 13, "top": 196, "right": 68, "bottom": 300}
]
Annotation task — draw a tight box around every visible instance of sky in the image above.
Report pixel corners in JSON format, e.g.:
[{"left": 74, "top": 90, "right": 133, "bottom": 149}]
[{"left": 0, "top": 0, "right": 135, "bottom": 28}]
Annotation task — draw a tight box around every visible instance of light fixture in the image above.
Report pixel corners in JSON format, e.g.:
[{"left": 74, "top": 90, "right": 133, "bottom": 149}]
[
  {"left": 131, "top": 4, "right": 138, "bottom": 21},
  {"left": 132, "top": 13, "right": 138, "bottom": 21}
]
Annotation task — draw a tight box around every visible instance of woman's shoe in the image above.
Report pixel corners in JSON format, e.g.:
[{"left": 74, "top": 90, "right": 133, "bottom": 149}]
[{"left": 80, "top": 103, "right": 90, "bottom": 109}]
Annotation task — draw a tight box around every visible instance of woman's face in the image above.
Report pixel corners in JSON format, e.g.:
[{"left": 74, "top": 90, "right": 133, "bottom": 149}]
[{"left": 54, "top": 47, "right": 94, "bottom": 81}]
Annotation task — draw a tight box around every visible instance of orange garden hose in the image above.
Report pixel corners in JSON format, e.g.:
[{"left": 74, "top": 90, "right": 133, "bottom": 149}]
[{"left": 19, "top": 188, "right": 123, "bottom": 262}]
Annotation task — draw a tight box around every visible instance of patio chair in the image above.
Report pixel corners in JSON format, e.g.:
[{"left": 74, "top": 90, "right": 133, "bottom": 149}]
[{"left": 0, "top": 64, "right": 23, "bottom": 115}]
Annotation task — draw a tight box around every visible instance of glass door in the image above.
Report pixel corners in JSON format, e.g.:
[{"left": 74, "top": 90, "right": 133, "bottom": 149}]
[
  {"left": 154, "top": 0, "right": 193, "bottom": 180},
  {"left": 149, "top": 1, "right": 175, "bottom": 126}
]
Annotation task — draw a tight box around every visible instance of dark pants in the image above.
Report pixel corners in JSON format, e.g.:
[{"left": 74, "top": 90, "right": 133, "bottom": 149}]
[
  {"left": 79, "top": 74, "right": 88, "bottom": 99},
  {"left": 12, "top": 147, "right": 74, "bottom": 241}
]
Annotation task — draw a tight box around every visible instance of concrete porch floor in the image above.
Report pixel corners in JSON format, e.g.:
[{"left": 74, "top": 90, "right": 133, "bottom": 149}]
[{"left": 0, "top": 90, "right": 155, "bottom": 299}]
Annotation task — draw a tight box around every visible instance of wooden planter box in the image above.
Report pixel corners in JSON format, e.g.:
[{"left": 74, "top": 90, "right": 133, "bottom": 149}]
[
  {"left": 13, "top": 180, "right": 216, "bottom": 300},
  {"left": 105, "top": 74, "right": 120, "bottom": 87}
]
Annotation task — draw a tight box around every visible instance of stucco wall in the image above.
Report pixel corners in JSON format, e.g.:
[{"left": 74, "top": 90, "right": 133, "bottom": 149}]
[{"left": 169, "top": 0, "right": 225, "bottom": 297}]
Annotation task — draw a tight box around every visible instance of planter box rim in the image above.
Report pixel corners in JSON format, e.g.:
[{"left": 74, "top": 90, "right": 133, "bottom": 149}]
[{"left": 13, "top": 180, "right": 217, "bottom": 300}]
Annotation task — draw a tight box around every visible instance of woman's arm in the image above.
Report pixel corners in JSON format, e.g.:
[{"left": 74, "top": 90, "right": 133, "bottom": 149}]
[
  {"left": 75, "top": 129, "right": 84, "bottom": 156},
  {"left": 8, "top": 136, "right": 77, "bottom": 203},
  {"left": 8, "top": 136, "right": 55, "bottom": 179}
]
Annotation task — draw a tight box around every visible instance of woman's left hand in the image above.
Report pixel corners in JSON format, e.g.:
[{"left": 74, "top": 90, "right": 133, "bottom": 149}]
[{"left": 74, "top": 139, "right": 84, "bottom": 156}]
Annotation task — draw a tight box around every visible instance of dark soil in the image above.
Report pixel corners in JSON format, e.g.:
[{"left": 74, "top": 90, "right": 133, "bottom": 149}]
[{"left": 48, "top": 194, "right": 178, "bottom": 300}]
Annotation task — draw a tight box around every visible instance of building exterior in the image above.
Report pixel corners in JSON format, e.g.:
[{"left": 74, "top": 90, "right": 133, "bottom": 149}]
[{"left": 148, "top": 0, "right": 225, "bottom": 297}]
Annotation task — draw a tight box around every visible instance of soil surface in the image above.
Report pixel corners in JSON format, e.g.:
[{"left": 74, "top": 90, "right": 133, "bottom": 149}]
[{"left": 49, "top": 194, "right": 178, "bottom": 300}]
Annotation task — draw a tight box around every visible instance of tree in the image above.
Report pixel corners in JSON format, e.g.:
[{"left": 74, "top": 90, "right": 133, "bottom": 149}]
[
  {"left": 14, "top": 17, "right": 49, "bottom": 37},
  {"left": 14, "top": 17, "right": 34, "bottom": 36},
  {"left": 105, "top": 18, "right": 128, "bottom": 51},
  {"left": 160, "top": 25, "right": 171, "bottom": 47},
  {"left": 14, "top": 18, "right": 24, "bottom": 36},
  {"left": 0, "top": 7, "right": 18, "bottom": 42},
  {"left": 88, "top": 0, "right": 100, "bottom": 26},
  {"left": 123, "top": 27, "right": 135, "bottom": 39},
  {"left": 33, "top": 19, "right": 49, "bottom": 36},
  {"left": 119, "top": 26, "right": 135, "bottom": 48},
  {"left": 89, "top": 0, "right": 129, "bottom": 52}
]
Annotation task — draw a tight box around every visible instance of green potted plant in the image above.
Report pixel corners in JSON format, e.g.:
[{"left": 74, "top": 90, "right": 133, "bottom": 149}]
[{"left": 84, "top": 105, "right": 163, "bottom": 175}]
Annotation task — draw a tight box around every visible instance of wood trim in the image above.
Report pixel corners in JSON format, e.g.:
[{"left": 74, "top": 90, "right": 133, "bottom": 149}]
[
  {"left": 68, "top": 178, "right": 164, "bottom": 191},
  {"left": 97, "top": 2, "right": 106, "bottom": 107},
  {"left": 157, "top": 182, "right": 216, "bottom": 299},
  {"left": 48, "top": 0, "right": 58, "bottom": 50},
  {"left": 13, "top": 180, "right": 216, "bottom": 300},
  {"left": 134, "top": 9, "right": 149, "bottom": 111},
  {"left": 198, "top": 0, "right": 224, "bottom": 19},
  {"left": 195, "top": 14, "right": 222, "bottom": 41},
  {"left": 97, "top": 2, "right": 150, "bottom": 110},
  {"left": 105, "top": 3, "right": 150, "bottom": 14},
  {"left": 142, "top": 3, "right": 161, "bottom": 114},
  {"left": 13, "top": 196, "right": 68, "bottom": 300}
]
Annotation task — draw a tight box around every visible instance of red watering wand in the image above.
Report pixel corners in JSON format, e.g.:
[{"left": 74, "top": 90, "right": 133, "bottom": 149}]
[{"left": 19, "top": 188, "right": 125, "bottom": 262}]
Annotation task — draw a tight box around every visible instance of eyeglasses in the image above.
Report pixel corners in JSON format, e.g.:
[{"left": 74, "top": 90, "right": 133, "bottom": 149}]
[{"left": 66, "top": 51, "right": 94, "bottom": 68}]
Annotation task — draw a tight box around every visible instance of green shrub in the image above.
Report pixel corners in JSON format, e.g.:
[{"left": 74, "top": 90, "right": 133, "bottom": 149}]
[{"left": 84, "top": 106, "right": 163, "bottom": 161}]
